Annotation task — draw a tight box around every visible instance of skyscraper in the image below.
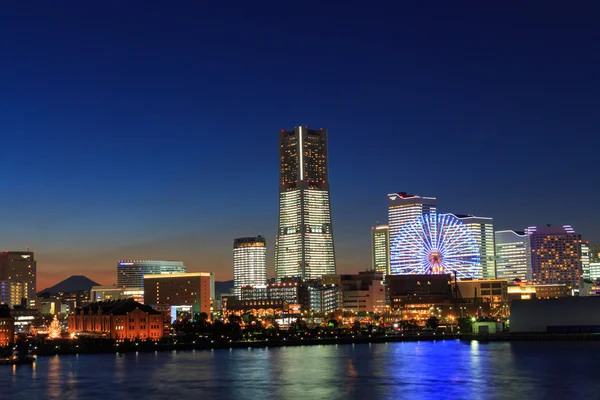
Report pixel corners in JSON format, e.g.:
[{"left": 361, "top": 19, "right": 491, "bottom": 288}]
[
  {"left": 387, "top": 193, "right": 436, "bottom": 273},
  {"left": 371, "top": 224, "right": 390, "bottom": 275},
  {"left": 455, "top": 215, "right": 496, "bottom": 279},
  {"left": 495, "top": 230, "right": 532, "bottom": 281},
  {"left": 117, "top": 260, "right": 186, "bottom": 288},
  {"left": 526, "top": 225, "right": 582, "bottom": 288},
  {"left": 581, "top": 241, "right": 591, "bottom": 280},
  {"left": 275, "top": 126, "right": 336, "bottom": 281},
  {"left": 0, "top": 251, "right": 37, "bottom": 303},
  {"left": 233, "top": 236, "right": 267, "bottom": 297}
]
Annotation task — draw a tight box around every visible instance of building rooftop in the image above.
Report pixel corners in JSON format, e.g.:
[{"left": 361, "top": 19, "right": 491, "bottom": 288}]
[{"left": 73, "top": 298, "right": 161, "bottom": 315}]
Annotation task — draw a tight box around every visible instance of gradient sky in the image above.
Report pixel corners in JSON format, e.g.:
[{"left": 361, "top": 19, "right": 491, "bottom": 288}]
[{"left": 1, "top": 2, "right": 599, "bottom": 289}]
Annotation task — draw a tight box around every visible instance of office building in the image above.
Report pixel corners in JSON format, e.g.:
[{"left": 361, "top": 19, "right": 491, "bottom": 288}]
[
  {"left": 387, "top": 193, "right": 436, "bottom": 273},
  {"left": 233, "top": 236, "right": 267, "bottom": 297},
  {"left": 68, "top": 299, "right": 164, "bottom": 340},
  {"left": 590, "top": 263, "right": 600, "bottom": 281},
  {"left": 371, "top": 224, "right": 390, "bottom": 275},
  {"left": 339, "top": 271, "right": 386, "bottom": 313},
  {"left": 275, "top": 126, "right": 336, "bottom": 281},
  {"left": 456, "top": 215, "right": 496, "bottom": 279},
  {"left": 0, "top": 251, "right": 37, "bottom": 302},
  {"left": 526, "top": 225, "right": 582, "bottom": 288},
  {"left": 0, "top": 281, "right": 26, "bottom": 307},
  {"left": 90, "top": 285, "right": 144, "bottom": 303},
  {"left": 495, "top": 230, "right": 532, "bottom": 281},
  {"left": 117, "top": 260, "right": 186, "bottom": 288},
  {"left": 143, "top": 272, "right": 213, "bottom": 316},
  {"left": 308, "top": 285, "right": 339, "bottom": 315},
  {"left": 581, "top": 241, "right": 591, "bottom": 280},
  {"left": 456, "top": 279, "right": 508, "bottom": 313},
  {"left": 591, "top": 245, "right": 600, "bottom": 263}
]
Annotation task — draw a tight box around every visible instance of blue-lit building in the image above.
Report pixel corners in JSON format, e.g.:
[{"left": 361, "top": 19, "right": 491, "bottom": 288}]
[{"left": 117, "top": 260, "right": 186, "bottom": 288}]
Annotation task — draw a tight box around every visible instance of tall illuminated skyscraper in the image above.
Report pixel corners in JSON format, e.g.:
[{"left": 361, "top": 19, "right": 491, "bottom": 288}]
[
  {"left": 371, "top": 224, "right": 390, "bottom": 275},
  {"left": 455, "top": 215, "right": 496, "bottom": 279},
  {"left": 233, "top": 236, "right": 267, "bottom": 297},
  {"left": 275, "top": 126, "right": 336, "bottom": 281},
  {"left": 388, "top": 193, "right": 436, "bottom": 273},
  {"left": 117, "top": 260, "right": 186, "bottom": 288},
  {"left": 495, "top": 230, "right": 532, "bottom": 281},
  {"left": 581, "top": 241, "right": 590, "bottom": 280},
  {"left": 526, "top": 225, "right": 582, "bottom": 288}
]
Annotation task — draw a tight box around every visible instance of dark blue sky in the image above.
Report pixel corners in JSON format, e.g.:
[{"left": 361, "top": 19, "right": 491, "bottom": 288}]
[{"left": 1, "top": 1, "right": 598, "bottom": 288}]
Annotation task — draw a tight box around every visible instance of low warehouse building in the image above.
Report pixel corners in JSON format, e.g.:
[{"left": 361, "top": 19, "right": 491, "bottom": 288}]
[{"left": 510, "top": 297, "right": 600, "bottom": 333}]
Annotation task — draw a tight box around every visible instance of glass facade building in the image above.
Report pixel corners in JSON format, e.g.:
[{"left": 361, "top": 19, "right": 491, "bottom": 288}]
[
  {"left": 0, "top": 251, "right": 36, "bottom": 302},
  {"left": 387, "top": 193, "right": 436, "bottom": 274},
  {"left": 275, "top": 126, "right": 336, "bottom": 281},
  {"left": 526, "top": 225, "right": 582, "bottom": 288},
  {"left": 233, "top": 236, "right": 267, "bottom": 297},
  {"left": 371, "top": 224, "right": 390, "bottom": 275},
  {"left": 117, "top": 260, "right": 186, "bottom": 288},
  {"left": 456, "top": 215, "right": 496, "bottom": 279},
  {"left": 495, "top": 230, "right": 532, "bottom": 281}
]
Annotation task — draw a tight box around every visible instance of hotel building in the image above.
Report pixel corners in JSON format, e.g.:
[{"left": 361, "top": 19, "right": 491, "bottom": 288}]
[
  {"left": 526, "top": 225, "right": 582, "bottom": 288},
  {"left": 117, "top": 260, "right": 186, "bottom": 288},
  {"left": 233, "top": 236, "right": 267, "bottom": 297},
  {"left": 275, "top": 126, "right": 336, "bottom": 281},
  {"left": 371, "top": 224, "right": 390, "bottom": 275},
  {"left": 495, "top": 230, "right": 532, "bottom": 281},
  {"left": 387, "top": 193, "right": 436, "bottom": 273}
]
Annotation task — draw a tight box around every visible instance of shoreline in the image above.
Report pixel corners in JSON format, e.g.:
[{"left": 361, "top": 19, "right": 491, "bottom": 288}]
[{"left": 20, "top": 332, "right": 600, "bottom": 358}]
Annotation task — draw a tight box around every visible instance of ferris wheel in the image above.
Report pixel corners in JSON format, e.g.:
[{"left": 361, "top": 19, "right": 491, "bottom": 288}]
[{"left": 390, "top": 213, "right": 481, "bottom": 279}]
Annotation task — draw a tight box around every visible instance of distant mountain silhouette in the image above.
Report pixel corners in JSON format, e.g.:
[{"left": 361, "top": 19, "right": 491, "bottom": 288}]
[
  {"left": 38, "top": 275, "right": 100, "bottom": 294},
  {"left": 215, "top": 280, "right": 234, "bottom": 296}
]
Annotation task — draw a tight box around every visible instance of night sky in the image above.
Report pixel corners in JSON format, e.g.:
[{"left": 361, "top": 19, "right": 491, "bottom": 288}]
[{"left": 1, "top": 2, "right": 598, "bottom": 289}]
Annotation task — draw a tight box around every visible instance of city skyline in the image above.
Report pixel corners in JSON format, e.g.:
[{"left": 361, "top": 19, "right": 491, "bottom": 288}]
[{"left": 1, "top": 3, "right": 599, "bottom": 289}]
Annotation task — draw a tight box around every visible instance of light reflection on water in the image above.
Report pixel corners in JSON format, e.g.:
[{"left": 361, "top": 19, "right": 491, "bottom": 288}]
[{"left": 2, "top": 341, "right": 600, "bottom": 400}]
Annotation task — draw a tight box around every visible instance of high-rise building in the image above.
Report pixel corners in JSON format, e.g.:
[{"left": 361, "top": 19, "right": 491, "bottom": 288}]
[
  {"left": 0, "top": 251, "right": 36, "bottom": 302},
  {"left": 495, "top": 230, "right": 532, "bottom": 281},
  {"left": 526, "top": 225, "right": 582, "bottom": 288},
  {"left": 371, "top": 224, "right": 390, "bottom": 275},
  {"left": 275, "top": 126, "right": 336, "bottom": 281},
  {"left": 0, "top": 281, "right": 26, "bottom": 307},
  {"left": 233, "top": 236, "right": 267, "bottom": 297},
  {"left": 117, "top": 260, "right": 186, "bottom": 288},
  {"left": 455, "top": 215, "right": 496, "bottom": 279},
  {"left": 387, "top": 193, "right": 436, "bottom": 273},
  {"left": 590, "top": 245, "right": 600, "bottom": 263},
  {"left": 581, "top": 241, "right": 591, "bottom": 280}
]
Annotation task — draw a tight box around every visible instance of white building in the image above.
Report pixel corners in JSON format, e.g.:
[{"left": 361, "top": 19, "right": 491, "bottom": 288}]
[
  {"left": 117, "top": 260, "right": 186, "bottom": 288},
  {"left": 495, "top": 230, "right": 532, "bottom": 281},
  {"left": 233, "top": 236, "right": 267, "bottom": 297},
  {"left": 275, "top": 127, "right": 336, "bottom": 281},
  {"left": 387, "top": 192, "right": 436, "bottom": 273},
  {"left": 371, "top": 224, "right": 390, "bottom": 275},
  {"left": 90, "top": 285, "right": 144, "bottom": 303},
  {"left": 582, "top": 242, "right": 591, "bottom": 280}
]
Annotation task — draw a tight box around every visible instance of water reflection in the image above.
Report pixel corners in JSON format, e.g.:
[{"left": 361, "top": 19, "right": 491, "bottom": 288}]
[{"left": 2, "top": 341, "right": 600, "bottom": 400}]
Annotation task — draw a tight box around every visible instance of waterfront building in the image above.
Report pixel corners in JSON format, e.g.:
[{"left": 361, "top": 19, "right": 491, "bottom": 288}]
[
  {"left": 90, "top": 285, "right": 144, "bottom": 303},
  {"left": 455, "top": 215, "right": 496, "bottom": 279},
  {"left": 117, "top": 260, "right": 186, "bottom": 288},
  {"left": 224, "top": 299, "right": 291, "bottom": 316},
  {"left": 371, "top": 224, "right": 390, "bottom": 275},
  {"left": 0, "top": 280, "right": 26, "bottom": 307},
  {"left": 525, "top": 225, "right": 582, "bottom": 288},
  {"left": 241, "top": 278, "right": 310, "bottom": 311},
  {"left": 233, "top": 236, "right": 267, "bottom": 297},
  {"left": 581, "top": 241, "right": 591, "bottom": 280},
  {"left": 455, "top": 279, "right": 508, "bottom": 315},
  {"left": 387, "top": 192, "right": 436, "bottom": 273},
  {"left": 325, "top": 271, "right": 386, "bottom": 314},
  {"left": 68, "top": 299, "right": 164, "bottom": 340},
  {"left": 0, "top": 251, "right": 37, "bottom": 302},
  {"left": 143, "top": 272, "right": 213, "bottom": 317},
  {"left": 495, "top": 230, "right": 532, "bottom": 281},
  {"left": 511, "top": 297, "right": 600, "bottom": 333},
  {"left": 275, "top": 126, "right": 336, "bottom": 281},
  {"left": 0, "top": 306, "right": 14, "bottom": 346}
]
